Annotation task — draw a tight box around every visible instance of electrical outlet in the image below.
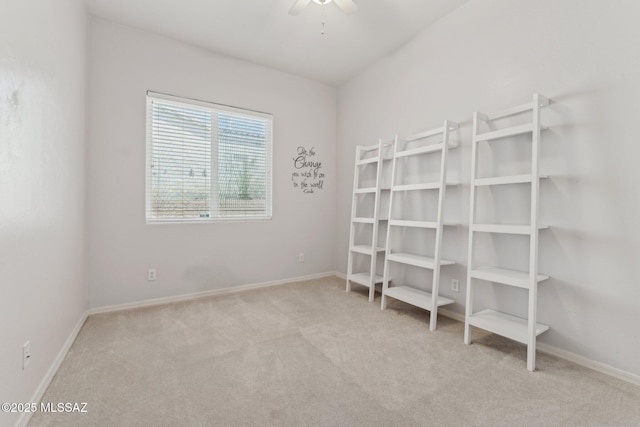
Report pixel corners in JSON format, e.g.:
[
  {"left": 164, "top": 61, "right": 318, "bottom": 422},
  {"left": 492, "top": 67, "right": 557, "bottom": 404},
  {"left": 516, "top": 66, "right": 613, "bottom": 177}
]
[
  {"left": 23, "top": 341, "right": 31, "bottom": 370},
  {"left": 298, "top": 253, "right": 305, "bottom": 263},
  {"left": 148, "top": 269, "right": 157, "bottom": 281},
  {"left": 451, "top": 279, "right": 460, "bottom": 292}
]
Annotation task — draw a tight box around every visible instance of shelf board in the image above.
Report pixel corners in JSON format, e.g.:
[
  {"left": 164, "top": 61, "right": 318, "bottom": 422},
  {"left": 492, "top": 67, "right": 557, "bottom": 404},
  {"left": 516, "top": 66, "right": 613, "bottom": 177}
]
[
  {"left": 393, "top": 182, "right": 441, "bottom": 191},
  {"left": 467, "top": 309, "right": 550, "bottom": 344},
  {"left": 474, "top": 174, "right": 548, "bottom": 187},
  {"left": 406, "top": 126, "right": 446, "bottom": 141},
  {"left": 387, "top": 252, "right": 454, "bottom": 269},
  {"left": 389, "top": 220, "right": 456, "bottom": 228},
  {"left": 389, "top": 220, "right": 437, "bottom": 229},
  {"left": 384, "top": 286, "right": 454, "bottom": 311},
  {"left": 352, "top": 217, "right": 375, "bottom": 224},
  {"left": 354, "top": 187, "right": 377, "bottom": 194},
  {"left": 395, "top": 141, "right": 457, "bottom": 158},
  {"left": 350, "top": 245, "right": 385, "bottom": 255},
  {"left": 483, "top": 96, "right": 548, "bottom": 120},
  {"left": 486, "top": 101, "right": 533, "bottom": 121},
  {"left": 470, "top": 266, "right": 549, "bottom": 289},
  {"left": 348, "top": 272, "right": 383, "bottom": 288},
  {"left": 356, "top": 157, "right": 378, "bottom": 166},
  {"left": 475, "top": 123, "right": 535, "bottom": 142},
  {"left": 359, "top": 143, "right": 380, "bottom": 152},
  {"left": 472, "top": 224, "right": 549, "bottom": 235}
]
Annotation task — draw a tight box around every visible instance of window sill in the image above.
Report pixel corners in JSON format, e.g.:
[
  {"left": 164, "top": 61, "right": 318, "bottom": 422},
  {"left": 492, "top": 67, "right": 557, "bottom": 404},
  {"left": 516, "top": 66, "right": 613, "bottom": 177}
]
[{"left": 146, "top": 216, "right": 273, "bottom": 225}]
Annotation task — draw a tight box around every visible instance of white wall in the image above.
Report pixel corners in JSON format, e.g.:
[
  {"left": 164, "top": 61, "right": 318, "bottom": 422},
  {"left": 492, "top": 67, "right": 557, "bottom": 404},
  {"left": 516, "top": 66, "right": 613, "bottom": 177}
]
[
  {"left": 0, "top": 0, "right": 88, "bottom": 425},
  {"left": 336, "top": 0, "right": 640, "bottom": 376},
  {"left": 87, "top": 19, "right": 336, "bottom": 308}
]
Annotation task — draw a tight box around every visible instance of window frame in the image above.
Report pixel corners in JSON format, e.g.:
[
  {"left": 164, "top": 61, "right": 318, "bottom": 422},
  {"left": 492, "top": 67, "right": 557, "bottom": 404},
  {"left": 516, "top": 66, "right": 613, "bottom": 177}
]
[{"left": 145, "top": 91, "right": 273, "bottom": 224}]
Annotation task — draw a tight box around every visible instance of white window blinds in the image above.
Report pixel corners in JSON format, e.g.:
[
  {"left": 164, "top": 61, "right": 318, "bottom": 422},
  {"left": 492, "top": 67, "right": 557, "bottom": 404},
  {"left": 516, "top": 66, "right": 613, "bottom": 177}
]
[{"left": 146, "top": 92, "right": 272, "bottom": 223}]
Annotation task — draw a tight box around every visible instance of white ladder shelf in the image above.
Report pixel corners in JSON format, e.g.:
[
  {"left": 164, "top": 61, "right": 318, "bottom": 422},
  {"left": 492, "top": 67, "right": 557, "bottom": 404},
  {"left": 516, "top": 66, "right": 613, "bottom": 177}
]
[
  {"left": 346, "top": 139, "right": 393, "bottom": 302},
  {"left": 464, "top": 93, "right": 551, "bottom": 371},
  {"left": 381, "top": 121, "right": 458, "bottom": 331}
]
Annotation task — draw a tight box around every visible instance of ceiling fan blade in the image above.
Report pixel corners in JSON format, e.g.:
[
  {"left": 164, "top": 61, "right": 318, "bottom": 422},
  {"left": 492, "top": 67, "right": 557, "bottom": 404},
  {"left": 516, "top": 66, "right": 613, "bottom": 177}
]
[
  {"left": 333, "top": 0, "right": 358, "bottom": 14},
  {"left": 289, "top": 0, "right": 311, "bottom": 15}
]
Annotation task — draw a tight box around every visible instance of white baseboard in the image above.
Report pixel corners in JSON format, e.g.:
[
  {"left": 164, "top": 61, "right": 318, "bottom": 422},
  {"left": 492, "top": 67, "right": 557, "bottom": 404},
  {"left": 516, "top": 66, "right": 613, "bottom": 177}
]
[
  {"left": 437, "top": 307, "right": 640, "bottom": 386},
  {"left": 16, "top": 311, "right": 88, "bottom": 427},
  {"left": 88, "top": 271, "right": 336, "bottom": 315},
  {"left": 536, "top": 342, "right": 640, "bottom": 386},
  {"left": 335, "top": 271, "right": 347, "bottom": 280}
]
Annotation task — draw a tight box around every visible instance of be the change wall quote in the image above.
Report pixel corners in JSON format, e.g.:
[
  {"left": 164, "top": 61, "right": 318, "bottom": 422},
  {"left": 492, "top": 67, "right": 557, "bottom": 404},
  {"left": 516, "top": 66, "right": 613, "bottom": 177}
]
[{"left": 292, "top": 146, "right": 324, "bottom": 194}]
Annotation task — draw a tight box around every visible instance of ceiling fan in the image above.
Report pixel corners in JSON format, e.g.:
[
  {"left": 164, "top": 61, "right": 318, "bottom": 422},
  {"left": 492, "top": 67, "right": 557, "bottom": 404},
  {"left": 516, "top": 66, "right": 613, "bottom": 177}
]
[{"left": 289, "top": 0, "right": 358, "bottom": 16}]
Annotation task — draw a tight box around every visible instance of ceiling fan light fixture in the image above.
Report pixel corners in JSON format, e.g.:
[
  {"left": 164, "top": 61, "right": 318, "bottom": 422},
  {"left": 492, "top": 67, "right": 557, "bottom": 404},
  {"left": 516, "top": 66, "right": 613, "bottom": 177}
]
[{"left": 289, "top": 0, "right": 357, "bottom": 17}]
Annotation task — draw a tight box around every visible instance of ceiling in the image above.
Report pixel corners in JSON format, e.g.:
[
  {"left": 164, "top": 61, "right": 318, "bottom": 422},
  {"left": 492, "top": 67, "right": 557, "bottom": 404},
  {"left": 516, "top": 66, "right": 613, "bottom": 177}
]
[{"left": 85, "top": 0, "right": 469, "bottom": 86}]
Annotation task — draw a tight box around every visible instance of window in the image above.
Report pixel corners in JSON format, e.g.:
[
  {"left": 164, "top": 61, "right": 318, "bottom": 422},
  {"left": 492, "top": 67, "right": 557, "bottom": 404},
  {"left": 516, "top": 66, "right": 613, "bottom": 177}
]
[{"left": 146, "top": 92, "right": 272, "bottom": 223}]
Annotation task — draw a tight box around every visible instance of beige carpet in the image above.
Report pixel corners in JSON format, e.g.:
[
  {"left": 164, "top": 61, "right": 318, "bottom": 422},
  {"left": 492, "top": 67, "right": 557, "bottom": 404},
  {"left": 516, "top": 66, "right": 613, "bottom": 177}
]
[{"left": 30, "top": 276, "right": 640, "bottom": 426}]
